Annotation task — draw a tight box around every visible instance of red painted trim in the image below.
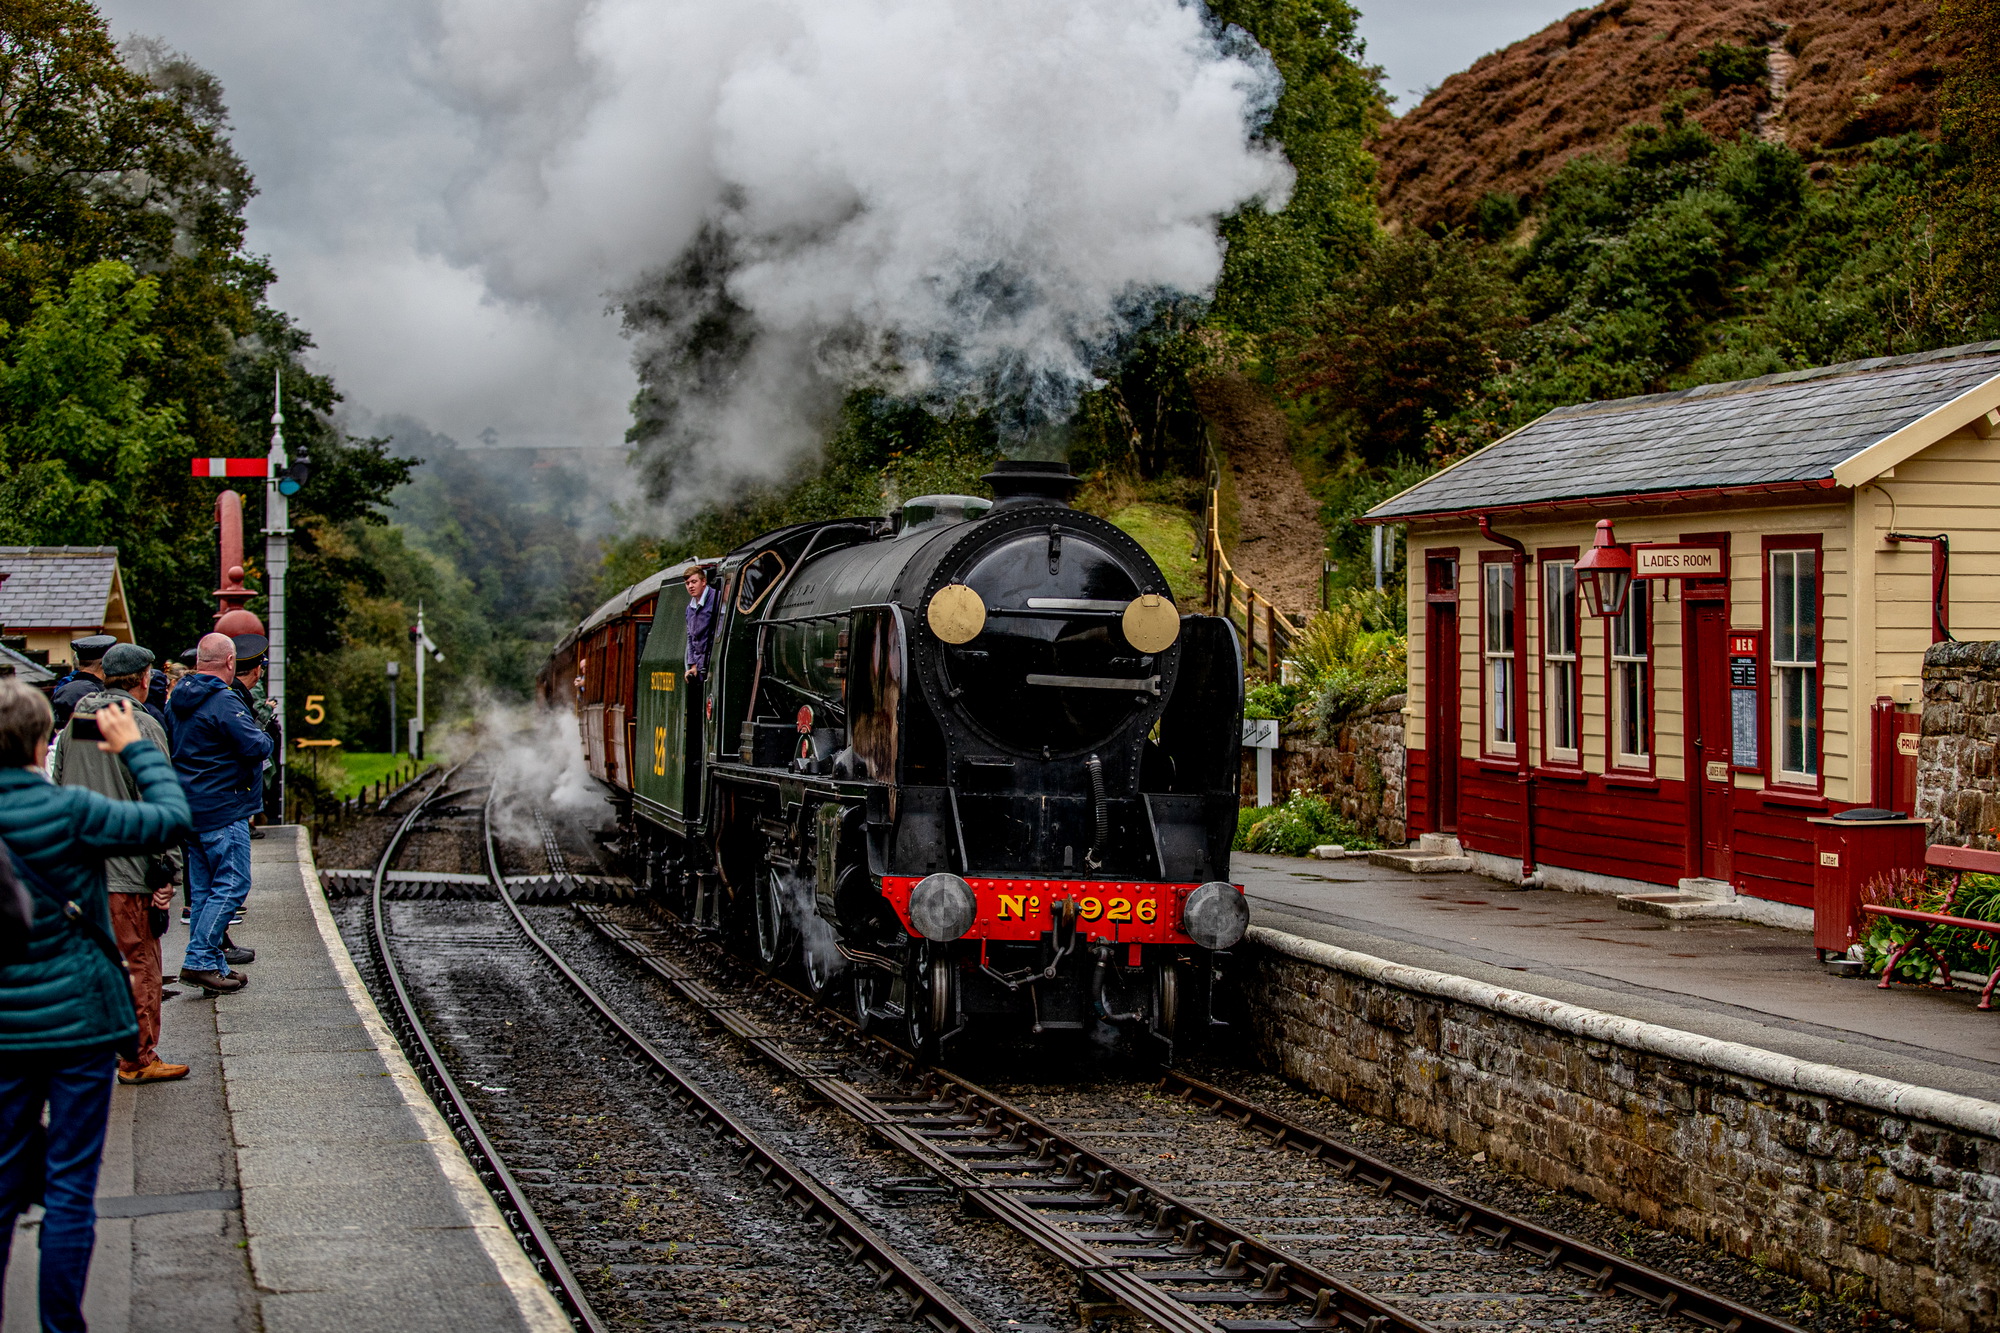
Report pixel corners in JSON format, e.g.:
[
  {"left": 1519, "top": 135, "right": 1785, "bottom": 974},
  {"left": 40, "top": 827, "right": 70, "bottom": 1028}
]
[
  {"left": 1424, "top": 546, "right": 1461, "bottom": 603},
  {"left": 1357, "top": 477, "right": 1841, "bottom": 527},
  {"left": 1762, "top": 533, "right": 1826, "bottom": 796},
  {"left": 1759, "top": 790, "right": 1830, "bottom": 810},
  {"left": 1536, "top": 545, "right": 1583, "bottom": 771}
]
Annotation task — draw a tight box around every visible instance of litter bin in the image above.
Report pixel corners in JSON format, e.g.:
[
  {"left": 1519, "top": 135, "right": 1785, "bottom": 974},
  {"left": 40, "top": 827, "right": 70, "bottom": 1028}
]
[{"left": 1806, "top": 812, "right": 1928, "bottom": 960}]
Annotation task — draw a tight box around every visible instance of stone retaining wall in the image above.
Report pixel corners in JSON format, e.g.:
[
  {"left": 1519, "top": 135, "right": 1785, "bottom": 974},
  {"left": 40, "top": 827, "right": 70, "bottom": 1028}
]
[
  {"left": 1240, "top": 694, "right": 1406, "bottom": 844},
  {"left": 1915, "top": 639, "right": 2000, "bottom": 848},
  {"left": 1241, "top": 927, "right": 1999, "bottom": 1330}
]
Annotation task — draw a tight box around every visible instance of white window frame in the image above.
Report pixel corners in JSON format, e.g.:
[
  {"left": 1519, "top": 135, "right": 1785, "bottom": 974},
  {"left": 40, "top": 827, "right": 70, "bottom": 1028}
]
[
  {"left": 1770, "top": 547, "right": 1819, "bottom": 785},
  {"left": 1610, "top": 590, "right": 1650, "bottom": 767},
  {"left": 1483, "top": 560, "right": 1515, "bottom": 754},
  {"left": 1542, "top": 559, "right": 1579, "bottom": 762}
]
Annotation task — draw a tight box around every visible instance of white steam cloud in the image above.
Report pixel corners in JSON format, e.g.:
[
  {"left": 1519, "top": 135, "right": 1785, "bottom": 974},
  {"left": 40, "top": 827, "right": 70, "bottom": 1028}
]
[{"left": 98, "top": 0, "right": 1291, "bottom": 521}]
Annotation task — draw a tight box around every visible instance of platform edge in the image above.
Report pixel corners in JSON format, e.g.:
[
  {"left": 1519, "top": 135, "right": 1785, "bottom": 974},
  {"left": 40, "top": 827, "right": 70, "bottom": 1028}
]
[
  {"left": 291, "top": 826, "right": 571, "bottom": 1332},
  {"left": 1246, "top": 923, "right": 2000, "bottom": 1138}
]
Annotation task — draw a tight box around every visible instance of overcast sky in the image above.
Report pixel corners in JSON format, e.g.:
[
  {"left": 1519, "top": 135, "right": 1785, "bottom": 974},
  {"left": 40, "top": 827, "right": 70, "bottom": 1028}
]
[{"left": 90, "top": 0, "right": 1581, "bottom": 464}]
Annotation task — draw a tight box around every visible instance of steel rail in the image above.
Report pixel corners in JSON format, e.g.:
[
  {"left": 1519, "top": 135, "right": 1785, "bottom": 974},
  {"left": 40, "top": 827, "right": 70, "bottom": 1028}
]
[
  {"left": 486, "top": 799, "right": 992, "bottom": 1333},
  {"left": 579, "top": 904, "right": 1431, "bottom": 1333},
  {"left": 604, "top": 896, "right": 1805, "bottom": 1333},
  {"left": 364, "top": 764, "right": 609, "bottom": 1333},
  {"left": 1155, "top": 1071, "right": 1804, "bottom": 1333}
]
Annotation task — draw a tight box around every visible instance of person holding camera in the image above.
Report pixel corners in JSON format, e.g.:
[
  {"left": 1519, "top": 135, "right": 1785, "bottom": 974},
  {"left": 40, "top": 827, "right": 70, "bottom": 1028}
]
[
  {"left": 0, "top": 677, "right": 192, "bottom": 1333},
  {"left": 52, "top": 644, "right": 187, "bottom": 1085}
]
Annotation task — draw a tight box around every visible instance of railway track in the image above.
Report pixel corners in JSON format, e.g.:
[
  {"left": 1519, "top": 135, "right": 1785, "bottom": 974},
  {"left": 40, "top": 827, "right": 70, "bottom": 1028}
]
[
  {"left": 570, "top": 889, "right": 1810, "bottom": 1333},
  {"left": 347, "top": 774, "right": 1822, "bottom": 1333},
  {"left": 359, "top": 761, "right": 994, "bottom": 1332}
]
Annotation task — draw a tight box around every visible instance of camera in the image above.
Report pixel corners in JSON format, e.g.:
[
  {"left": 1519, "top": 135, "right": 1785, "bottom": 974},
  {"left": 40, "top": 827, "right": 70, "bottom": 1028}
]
[{"left": 69, "top": 715, "right": 102, "bottom": 742}]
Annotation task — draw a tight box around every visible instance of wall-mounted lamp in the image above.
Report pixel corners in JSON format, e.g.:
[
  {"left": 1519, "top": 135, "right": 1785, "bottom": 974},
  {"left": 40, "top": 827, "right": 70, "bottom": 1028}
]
[{"left": 1576, "top": 518, "right": 1635, "bottom": 617}]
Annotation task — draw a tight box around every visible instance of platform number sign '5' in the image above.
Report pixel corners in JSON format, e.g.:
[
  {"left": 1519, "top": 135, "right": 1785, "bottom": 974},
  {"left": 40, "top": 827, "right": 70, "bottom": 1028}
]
[
  {"left": 654, "top": 726, "right": 667, "bottom": 777},
  {"left": 304, "top": 695, "right": 326, "bottom": 726}
]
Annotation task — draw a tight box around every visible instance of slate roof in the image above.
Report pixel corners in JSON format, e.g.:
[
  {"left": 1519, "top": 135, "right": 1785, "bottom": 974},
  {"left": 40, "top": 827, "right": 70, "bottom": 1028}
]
[
  {"left": 1366, "top": 341, "right": 2000, "bottom": 522},
  {"left": 0, "top": 547, "right": 121, "bottom": 630},
  {"left": 0, "top": 642, "right": 55, "bottom": 687}
]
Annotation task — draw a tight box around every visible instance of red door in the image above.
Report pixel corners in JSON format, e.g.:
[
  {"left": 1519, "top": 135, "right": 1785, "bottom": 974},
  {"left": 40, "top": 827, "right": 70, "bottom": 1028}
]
[
  {"left": 1686, "top": 600, "right": 1732, "bottom": 880},
  {"left": 1426, "top": 556, "right": 1460, "bottom": 834}
]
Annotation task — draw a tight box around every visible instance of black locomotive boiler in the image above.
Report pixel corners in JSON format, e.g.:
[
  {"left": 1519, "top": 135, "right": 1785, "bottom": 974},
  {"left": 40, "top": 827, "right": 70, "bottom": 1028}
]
[{"left": 541, "top": 461, "right": 1248, "bottom": 1056}]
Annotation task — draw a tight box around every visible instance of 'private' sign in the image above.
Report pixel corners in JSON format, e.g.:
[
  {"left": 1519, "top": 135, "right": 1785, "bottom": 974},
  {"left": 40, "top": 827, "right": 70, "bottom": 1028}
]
[{"left": 1633, "top": 543, "right": 1724, "bottom": 579}]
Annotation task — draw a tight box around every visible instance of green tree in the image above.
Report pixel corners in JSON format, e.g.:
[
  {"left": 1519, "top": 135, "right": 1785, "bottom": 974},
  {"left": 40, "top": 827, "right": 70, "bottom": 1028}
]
[
  {"left": 0, "top": 259, "right": 188, "bottom": 548},
  {"left": 1206, "top": 0, "right": 1385, "bottom": 335}
]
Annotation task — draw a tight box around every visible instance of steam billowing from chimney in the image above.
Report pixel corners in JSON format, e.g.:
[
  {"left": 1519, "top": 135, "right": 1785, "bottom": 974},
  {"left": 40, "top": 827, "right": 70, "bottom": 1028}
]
[{"left": 412, "top": 0, "right": 1293, "bottom": 523}]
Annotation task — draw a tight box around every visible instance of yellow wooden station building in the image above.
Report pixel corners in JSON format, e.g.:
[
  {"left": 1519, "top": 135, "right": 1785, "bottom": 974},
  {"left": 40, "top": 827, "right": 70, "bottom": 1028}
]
[{"left": 1362, "top": 341, "right": 2000, "bottom": 918}]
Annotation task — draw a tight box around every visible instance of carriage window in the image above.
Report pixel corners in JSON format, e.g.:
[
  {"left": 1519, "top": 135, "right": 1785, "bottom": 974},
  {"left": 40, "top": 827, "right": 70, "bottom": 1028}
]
[{"left": 736, "top": 551, "right": 786, "bottom": 613}]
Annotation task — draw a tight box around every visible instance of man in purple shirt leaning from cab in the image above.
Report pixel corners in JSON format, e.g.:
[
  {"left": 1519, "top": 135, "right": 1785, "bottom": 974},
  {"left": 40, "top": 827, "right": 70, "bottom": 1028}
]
[{"left": 684, "top": 566, "right": 719, "bottom": 757}]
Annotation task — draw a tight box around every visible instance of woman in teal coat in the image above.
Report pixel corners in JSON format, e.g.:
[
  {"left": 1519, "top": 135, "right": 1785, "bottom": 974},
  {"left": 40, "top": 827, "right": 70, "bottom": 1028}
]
[{"left": 0, "top": 680, "right": 191, "bottom": 1332}]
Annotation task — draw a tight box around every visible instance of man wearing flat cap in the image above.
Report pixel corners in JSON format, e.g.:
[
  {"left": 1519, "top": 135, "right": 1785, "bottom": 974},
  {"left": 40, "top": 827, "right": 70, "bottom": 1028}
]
[
  {"left": 50, "top": 636, "right": 117, "bottom": 732},
  {"left": 53, "top": 643, "right": 189, "bottom": 1083}
]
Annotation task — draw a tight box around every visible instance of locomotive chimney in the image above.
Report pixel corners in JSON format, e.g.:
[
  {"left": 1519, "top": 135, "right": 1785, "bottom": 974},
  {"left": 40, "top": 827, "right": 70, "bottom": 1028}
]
[{"left": 981, "top": 459, "right": 1078, "bottom": 509}]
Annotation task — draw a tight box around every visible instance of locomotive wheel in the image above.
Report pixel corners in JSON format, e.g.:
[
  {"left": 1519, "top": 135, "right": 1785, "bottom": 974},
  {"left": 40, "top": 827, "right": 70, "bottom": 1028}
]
[
  {"left": 753, "top": 870, "right": 796, "bottom": 972},
  {"left": 852, "top": 967, "right": 893, "bottom": 1033},
  {"left": 904, "top": 949, "right": 955, "bottom": 1060},
  {"left": 802, "top": 933, "right": 844, "bottom": 999},
  {"left": 1151, "top": 961, "right": 1188, "bottom": 1060}
]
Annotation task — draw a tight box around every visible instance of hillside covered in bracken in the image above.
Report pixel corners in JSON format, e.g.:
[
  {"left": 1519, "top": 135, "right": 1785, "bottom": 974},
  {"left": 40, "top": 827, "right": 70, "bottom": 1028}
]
[{"left": 1372, "top": 0, "right": 1964, "bottom": 230}]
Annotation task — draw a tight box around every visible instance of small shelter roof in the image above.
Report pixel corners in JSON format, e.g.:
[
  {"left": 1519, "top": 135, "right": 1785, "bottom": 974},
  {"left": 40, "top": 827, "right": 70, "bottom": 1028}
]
[
  {"left": 1365, "top": 342, "right": 2000, "bottom": 524},
  {"left": 0, "top": 547, "right": 124, "bottom": 630},
  {"left": 0, "top": 642, "right": 55, "bottom": 687}
]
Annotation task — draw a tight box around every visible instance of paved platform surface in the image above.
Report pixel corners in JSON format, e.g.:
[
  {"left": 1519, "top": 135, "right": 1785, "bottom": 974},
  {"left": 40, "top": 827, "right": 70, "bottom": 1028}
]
[
  {"left": 1238, "top": 851, "right": 2000, "bottom": 1102},
  {"left": 5, "top": 827, "right": 564, "bottom": 1333}
]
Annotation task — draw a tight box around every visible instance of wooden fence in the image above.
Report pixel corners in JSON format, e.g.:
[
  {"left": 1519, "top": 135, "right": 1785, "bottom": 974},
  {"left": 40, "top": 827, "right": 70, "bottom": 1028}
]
[{"left": 1201, "top": 445, "right": 1305, "bottom": 681}]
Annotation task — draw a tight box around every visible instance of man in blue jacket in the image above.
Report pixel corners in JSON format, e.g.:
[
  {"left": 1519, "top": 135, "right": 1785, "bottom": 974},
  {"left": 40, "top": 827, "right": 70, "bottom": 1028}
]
[
  {"left": 167, "top": 633, "right": 272, "bottom": 995},
  {"left": 0, "top": 677, "right": 192, "bottom": 1333}
]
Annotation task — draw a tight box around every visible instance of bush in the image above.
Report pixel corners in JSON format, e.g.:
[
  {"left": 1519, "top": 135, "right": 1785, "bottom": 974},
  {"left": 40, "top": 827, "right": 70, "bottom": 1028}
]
[
  {"left": 1285, "top": 589, "right": 1407, "bottom": 736},
  {"left": 1859, "top": 867, "right": 2000, "bottom": 981},
  {"left": 1234, "top": 790, "right": 1380, "bottom": 856},
  {"left": 1244, "top": 679, "right": 1308, "bottom": 722}
]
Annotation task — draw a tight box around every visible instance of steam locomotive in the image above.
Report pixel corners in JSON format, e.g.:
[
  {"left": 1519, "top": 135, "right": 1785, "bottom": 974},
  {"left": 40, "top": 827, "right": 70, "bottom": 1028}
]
[{"left": 539, "top": 461, "right": 1247, "bottom": 1057}]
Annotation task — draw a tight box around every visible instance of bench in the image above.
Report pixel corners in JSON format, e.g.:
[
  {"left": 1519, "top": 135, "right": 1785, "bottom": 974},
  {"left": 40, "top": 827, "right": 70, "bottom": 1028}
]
[{"left": 1860, "top": 843, "right": 2000, "bottom": 1009}]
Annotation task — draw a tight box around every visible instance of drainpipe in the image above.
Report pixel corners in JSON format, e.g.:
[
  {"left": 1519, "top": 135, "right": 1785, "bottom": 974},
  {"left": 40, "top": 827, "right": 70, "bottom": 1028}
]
[{"left": 1477, "top": 515, "right": 1536, "bottom": 881}]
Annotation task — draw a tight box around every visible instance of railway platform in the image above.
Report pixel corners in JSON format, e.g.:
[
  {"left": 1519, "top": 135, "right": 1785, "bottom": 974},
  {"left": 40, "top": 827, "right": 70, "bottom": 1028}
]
[
  {"left": 1236, "top": 849, "right": 2000, "bottom": 1101},
  {"left": 3, "top": 827, "right": 564, "bottom": 1333}
]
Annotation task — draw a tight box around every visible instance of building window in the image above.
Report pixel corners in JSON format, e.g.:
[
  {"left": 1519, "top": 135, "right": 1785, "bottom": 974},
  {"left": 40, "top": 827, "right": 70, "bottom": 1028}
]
[
  {"left": 1483, "top": 560, "right": 1515, "bottom": 752},
  {"left": 1542, "top": 559, "right": 1579, "bottom": 761},
  {"left": 1610, "top": 591, "right": 1649, "bottom": 766},
  {"left": 1771, "top": 547, "right": 1818, "bottom": 783}
]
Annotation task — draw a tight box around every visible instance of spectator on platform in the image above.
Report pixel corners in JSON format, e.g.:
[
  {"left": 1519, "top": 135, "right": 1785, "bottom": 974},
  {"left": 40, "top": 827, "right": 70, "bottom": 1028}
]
[
  {"left": 52, "top": 646, "right": 187, "bottom": 1086},
  {"left": 0, "top": 678, "right": 191, "bottom": 1333},
  {"left": 141, "top": 667, "right": 170, "bottom": 732},
  {"left": 167, "top": 633, "right": 270, "bottom": 995},
  {"left": 48, "top": 636, "right": 116, "bottom": 732},
  {"left": 230, "top": 635, "right": 281, "bottom": 835}
]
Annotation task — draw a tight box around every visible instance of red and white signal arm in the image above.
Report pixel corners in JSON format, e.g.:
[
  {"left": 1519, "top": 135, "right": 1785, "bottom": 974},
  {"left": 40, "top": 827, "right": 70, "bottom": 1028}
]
[
  {"left": 1632, "top": 543, "right": 1724, "bottom": 579},
  {"left": 191, "top": 457, "right": 271, "bottom": 478}
]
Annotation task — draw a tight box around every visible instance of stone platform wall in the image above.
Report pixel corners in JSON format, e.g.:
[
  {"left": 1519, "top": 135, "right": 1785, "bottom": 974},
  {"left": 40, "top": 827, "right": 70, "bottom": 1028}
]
[
  {"left": 1241, "top": 928, "right": 1999, "bottom": 1330},
  {"left": 1240, "top": 694, "right": 1406, "bottom": 844},
  {"left": 1915, "top": 639, "right": 2000, "bottom": 848}
]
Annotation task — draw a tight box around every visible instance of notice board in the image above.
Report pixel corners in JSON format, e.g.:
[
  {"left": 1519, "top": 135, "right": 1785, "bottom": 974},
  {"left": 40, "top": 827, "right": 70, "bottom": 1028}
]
[{"left": 1728, "top": 631, "right": 1762, "bottom": 770}]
